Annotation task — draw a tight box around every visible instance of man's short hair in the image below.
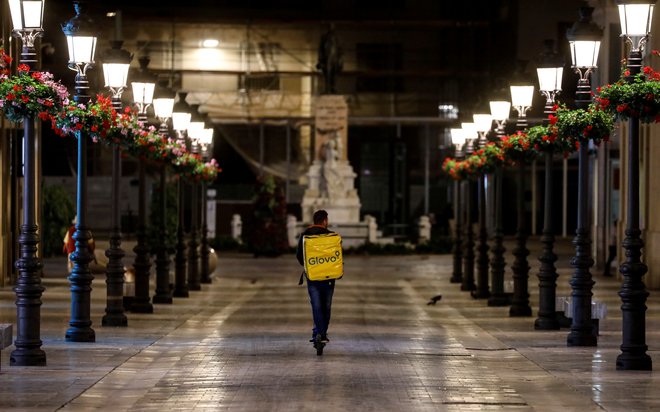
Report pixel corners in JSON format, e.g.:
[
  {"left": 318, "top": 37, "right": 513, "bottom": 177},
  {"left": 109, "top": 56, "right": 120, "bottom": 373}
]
[{"left": 313, "top": 210, "right": 328, "bottom": 225}]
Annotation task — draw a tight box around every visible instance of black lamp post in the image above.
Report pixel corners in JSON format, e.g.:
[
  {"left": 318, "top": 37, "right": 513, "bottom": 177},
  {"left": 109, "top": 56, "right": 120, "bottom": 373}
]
[
  {"left": 101, "top": 39, "right": 132, "bottom": 326},
  {"left": 62, "top": 0, "right": 98, "bottom": 343},
  {"left": 461, "top": 122, "right": 477, "bottom": 292},
  {"left": 615, "top": 0, "right": 655, "bottom": 370},
  {"left": 152, "top": 91, "right": 175, "bottom": 304},
  {"left": 171, "top": 92, "right": 191, "bottom": 298},
  {"left": 129, "top": 56, "right": 156, "bottom": 313},
  {"left": 566, "top": 6, "right": 602, "bottom": 347},
  {"left": 472, "top": 113, "right": 493, "bottom": 299},
  {"left": 450, "top": 128, "right": 466, "bottom": 284},
  {"left": 487, "top": 100, "right": 511, "bottom": 307},
  {"left": 509, "top": 83, "right": 534, "bottom": 317},
  {"left": 534, "top": 40, "right": 564, "bottom": 330},
  {"left": 187, "top": 110, "right": 205, "bottom": 291},
  {"left": 8, "top": 0, "right": 47, "bottom": 366},
  {"left": 199, "top": 127, "right": 214, "bottom": 284}
]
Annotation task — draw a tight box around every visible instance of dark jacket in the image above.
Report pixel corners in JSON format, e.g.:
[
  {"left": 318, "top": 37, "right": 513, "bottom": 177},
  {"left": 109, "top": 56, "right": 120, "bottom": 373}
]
[{"left": 296, "top": 225, "right": 333, "bottom": 266}]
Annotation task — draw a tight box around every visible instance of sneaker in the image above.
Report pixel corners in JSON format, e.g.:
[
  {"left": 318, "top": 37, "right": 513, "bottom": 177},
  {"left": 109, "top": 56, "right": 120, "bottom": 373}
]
[
  {"left": 320, "top": 334, "right": 329, "bottom": 343},
  {"left": 309, "top": 335, "right": 316, "bottom": 343}
]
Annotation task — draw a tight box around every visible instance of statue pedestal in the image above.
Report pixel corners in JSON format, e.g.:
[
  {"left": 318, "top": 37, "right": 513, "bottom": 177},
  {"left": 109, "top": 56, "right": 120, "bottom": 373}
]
[{"left": 301, "top": 160, "right": 361, "bottom": 224}]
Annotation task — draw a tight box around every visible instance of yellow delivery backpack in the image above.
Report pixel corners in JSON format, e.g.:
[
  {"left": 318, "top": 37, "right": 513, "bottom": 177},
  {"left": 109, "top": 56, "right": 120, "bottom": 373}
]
[{"left": 303, "top": 232, "right": 344, "bottom": 281}]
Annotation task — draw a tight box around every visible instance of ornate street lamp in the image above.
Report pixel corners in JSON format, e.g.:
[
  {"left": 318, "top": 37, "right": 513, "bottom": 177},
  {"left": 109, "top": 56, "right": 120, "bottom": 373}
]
[
  {"left": 450, "top": 128, "right": 466, "bottom": 284},
  {"left": 8, "top": 0, "right": 44, "bottom": 68},
  {"left": 615, "top": 0, "right": 655, "bottom": 371},
  {"left": 487, "top": 100, "right": 511, "bottom": 307},
  {"left": 509, "top": 83, "right": 534, "bottom": 317},
  {"left": 472, "top": 113, "right": 493, "bottom": 299},
  {"left": 566, "top": 6, "right": 602, "bottom": 347},
  {"left": 187, "top": 108, "right": 205, "bottom": 291},
  {"left": 8, "top": 0, "right": 46, "bottom": 367},
  {"left": 537, "top": 41, "right": 564, "bottom": 116},
  {"left": 130, "top": 56, "right": 157, "bottom": 313},
  {"left": 199, "top": 127, "right": 214, "bottom": 284},
  {"left": 152, "top": 90, "right": 175, "bottom": 304},
  {"left": 62, "top": 0, "right": 98, "bottom": 343},
  {"left": 535, "top": 40, "right": 564, "bottom": 331},
  {"left": 171, "top": 92, "right": 192, "bottom": 298},
  {"left": 461, "top": 122, "right": 477, "bottom": 292},
  {"left": 101, "top": 39, "right": 132, "bottom": 327}
]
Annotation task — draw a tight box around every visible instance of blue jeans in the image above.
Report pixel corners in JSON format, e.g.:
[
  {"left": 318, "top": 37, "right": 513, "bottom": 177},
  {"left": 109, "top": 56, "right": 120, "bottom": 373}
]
[{"left": 307, "top": 279, "right": 335, "bottom": 337}]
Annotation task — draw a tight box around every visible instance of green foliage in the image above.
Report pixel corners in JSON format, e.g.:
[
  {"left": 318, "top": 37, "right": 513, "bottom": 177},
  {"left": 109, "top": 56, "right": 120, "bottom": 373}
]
[
  {"left": 147, "top": 181, "right": 178, "bottom": 253},
  {"left": 555, "top": 104, "right": 614, "bottom": 145},
  {"left": 595, "top": 65, "right": 660, "bottom": 124},
  {"left": 441, "top": 143, "right": 505, "bottom": 181},
  {"left": 499, "top": 131, "right": 538, "bottom": 164},
  {"left": 246, "top": 174, "right": 289, "bottom": 257},
  {"left": 41, "top": 184, "right": 75, "bottom": 257},
  {"left": 209, "top": 235, "right": 242, "bottom": 251},
  {"left": 527, "top": 123, "right": 576, "bottom": 156},
  {"left": 0, "top": 55, "right": 68, "bottom": 123}
]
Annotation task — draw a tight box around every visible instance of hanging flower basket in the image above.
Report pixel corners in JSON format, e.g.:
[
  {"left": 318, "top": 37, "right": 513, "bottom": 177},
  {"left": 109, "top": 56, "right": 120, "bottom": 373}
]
[
  {"left": 52, "top": 94, "right": 117, "bottom": 141},
  {"left": 554, "top": 104, "right": 613, "bottom": 145},
  {"left": 499, "top": 131, "right": 538, "bottom": 164},
  {"left": 442, "top": 157, "right": 472, "bottom": 181},
  {"left": 595, "top": 63, "right": 660, "bottom": 123},
  {"left": 468, "top": 142, "right": 505, "bottom": 175},
  {"left": 526, "top": 122, "right": 576, "bottom": 158},
  {"left": 0, "top": 51, "right": 69, "bottom": 123}
]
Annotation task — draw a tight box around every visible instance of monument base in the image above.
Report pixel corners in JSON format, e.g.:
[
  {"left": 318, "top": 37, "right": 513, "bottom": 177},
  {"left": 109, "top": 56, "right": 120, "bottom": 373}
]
[{"left": 301, "top": 159, "right": 361, "bottom": 224}]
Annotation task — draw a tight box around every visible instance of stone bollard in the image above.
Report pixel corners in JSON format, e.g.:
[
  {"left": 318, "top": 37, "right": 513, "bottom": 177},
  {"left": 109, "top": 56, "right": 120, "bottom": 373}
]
[
  {"left": 0, "top": 323, "right": 13, "bottom": 371},
  {"left": 231, "top": 214, "right": 242, "bottom": 243},
  {"left": 365, "top": 215, "right": 378, "bottom": 243},
  {"left": 418, "top": 215, "right": 431, "bottom": 244},
  {"left": 287, "top": 215, "right": 298, "bottom": 248}
]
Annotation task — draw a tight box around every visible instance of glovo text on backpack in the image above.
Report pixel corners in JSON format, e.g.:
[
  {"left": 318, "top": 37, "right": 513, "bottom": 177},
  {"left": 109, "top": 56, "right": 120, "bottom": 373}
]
[{"left": 303, "top": 232, "right": 343, "bottom": 281}]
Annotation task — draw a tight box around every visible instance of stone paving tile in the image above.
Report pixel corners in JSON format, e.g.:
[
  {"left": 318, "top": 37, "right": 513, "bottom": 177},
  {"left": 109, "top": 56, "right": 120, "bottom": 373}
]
[{"left": 0, "top": 240, "right": 658, "bottom": 411}]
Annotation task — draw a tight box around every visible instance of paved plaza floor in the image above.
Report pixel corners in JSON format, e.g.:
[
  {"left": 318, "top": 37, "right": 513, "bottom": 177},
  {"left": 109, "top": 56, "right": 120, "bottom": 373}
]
[{"left": 0, "top": 238, "right": 659, "bottom": 411}]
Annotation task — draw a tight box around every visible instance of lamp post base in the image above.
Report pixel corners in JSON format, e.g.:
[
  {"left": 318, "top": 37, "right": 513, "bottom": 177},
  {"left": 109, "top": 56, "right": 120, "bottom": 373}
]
[
  {"left": 488, "top": 294, "right": 510, "bottom": 307},
  {"left": 173, "top": 289, "right": 189, "bottom": 298},
  {"left": 534, "top": 316, "right": 560, "bottom": 330},
  {"left": 153, "top": 295, "right": 173, "bottom": 304},
  {"left": 102, "top": 314, "right": 128, "bottom": 327},
  {"left": 129, "top": 302, "right": 154, "bottom": 314},
  {"left": 65, "top": 327, "right": 95, "bottom": 343},
  {"left": 567, "top": 333, "right": 597, "bottom": 347},
  {"left": 616, "top": 352, "right": 652, "bottom": 371},
  {"left": 509, "top": 306, "right": 532, "bottom": 317},
  {"left": 10, "top": 348, "right": 46, "bottom": 367}
]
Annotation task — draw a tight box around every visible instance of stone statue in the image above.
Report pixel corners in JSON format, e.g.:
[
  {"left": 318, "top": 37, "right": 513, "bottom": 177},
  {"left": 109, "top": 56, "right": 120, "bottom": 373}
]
[
  {"left": 316, "top": 25, "right": 343, "bottom": 95},
  {"left": 321, "top": 131, "right": 346, "bottom": 201}
]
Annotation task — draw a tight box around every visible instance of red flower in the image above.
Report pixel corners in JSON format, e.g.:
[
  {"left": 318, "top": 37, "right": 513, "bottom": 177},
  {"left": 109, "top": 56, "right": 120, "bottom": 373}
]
[
  {"left": 624, "top": 70, "right": 631, "bottom": 76},
  {"left": 17, "top": 63, "right": 29, "bottom": 72},
  {"left": 616, "top": 104, "right": 628, "bottom": 113},
  {"left": 21, "top": 95, "right": 29, "bottom": 103},
  {"left": 91, "top": 125, "right": 98, "bottom": 132},
  {"left": 38, "top": 111, "right": 50, "bottom": 120},
  {"left": 75, "top": 123, "right": 83, "bottom": 130},
  {"left": 13, "top": 85, "right": 22, "bottom": 92},
  {"left": 6, "top": 93, "right": 15, "bottom": 101},
  {"left": 548, "top": 114, "right": 558, "bottom": 125},
  {"left": 31, "top": 71, "right": 42, "bottom": 80},
  {"left": 644, "top": 66, "right": 654, "bottom": 75}
]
